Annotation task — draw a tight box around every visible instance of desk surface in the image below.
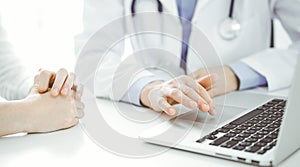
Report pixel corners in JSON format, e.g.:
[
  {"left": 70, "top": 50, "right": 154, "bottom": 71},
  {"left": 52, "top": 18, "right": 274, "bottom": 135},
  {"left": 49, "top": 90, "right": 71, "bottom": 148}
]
[{"left": 0, "top": 88, "right": 298, "bottom": 167}]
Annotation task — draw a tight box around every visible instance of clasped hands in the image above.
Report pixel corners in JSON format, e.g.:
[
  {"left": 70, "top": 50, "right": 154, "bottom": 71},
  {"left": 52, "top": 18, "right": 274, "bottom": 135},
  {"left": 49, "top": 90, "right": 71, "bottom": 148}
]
[
  {"left": 141, "top": 66, "right": 239, "bottom": 116},
  {"left": 23, "top": 68, "right": 84, "bottom": 134}
]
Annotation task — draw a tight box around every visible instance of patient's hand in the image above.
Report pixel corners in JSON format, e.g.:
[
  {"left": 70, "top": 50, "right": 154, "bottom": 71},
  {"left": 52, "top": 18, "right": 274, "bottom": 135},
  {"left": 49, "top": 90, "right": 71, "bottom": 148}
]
[
  {"left": 34, "top": 68, "right": 82, "bottom": 99},
  {"left": 25, "top": 68, "right": 84, "bottom": 133},
  {"left": 21, "top": 87, "right": 84, "bottom": 134},
  {"left": 0, "top": 68, "right": 84, "bottom": 136}
]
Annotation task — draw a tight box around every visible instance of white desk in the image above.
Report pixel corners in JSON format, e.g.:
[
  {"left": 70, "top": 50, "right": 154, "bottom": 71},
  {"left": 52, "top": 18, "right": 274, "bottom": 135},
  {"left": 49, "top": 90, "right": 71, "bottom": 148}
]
[{"left": 0, "top": 88, "right": 299, "bottom": 167}]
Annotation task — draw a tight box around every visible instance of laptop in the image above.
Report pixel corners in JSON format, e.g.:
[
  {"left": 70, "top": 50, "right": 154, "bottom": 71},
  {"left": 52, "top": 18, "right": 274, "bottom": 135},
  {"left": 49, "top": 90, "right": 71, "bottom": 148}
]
[{"left": 140, "top": 59, "right": 300, "bottom": 166}]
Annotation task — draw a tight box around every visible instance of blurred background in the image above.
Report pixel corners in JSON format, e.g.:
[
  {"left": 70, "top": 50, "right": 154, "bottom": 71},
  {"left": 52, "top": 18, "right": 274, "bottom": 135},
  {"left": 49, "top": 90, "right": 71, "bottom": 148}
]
[
  {"left": 0, "top": 0, "right": 83, "bottom": 72},
  {"left": 0, "top": 0, "right": 292, "bottom": 74}
]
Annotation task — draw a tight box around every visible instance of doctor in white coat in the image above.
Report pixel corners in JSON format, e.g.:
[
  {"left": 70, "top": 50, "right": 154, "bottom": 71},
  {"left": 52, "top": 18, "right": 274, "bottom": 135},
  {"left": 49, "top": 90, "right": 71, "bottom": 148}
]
[{"left": 75, "top": 0, "right": 300, "bottom": 116}]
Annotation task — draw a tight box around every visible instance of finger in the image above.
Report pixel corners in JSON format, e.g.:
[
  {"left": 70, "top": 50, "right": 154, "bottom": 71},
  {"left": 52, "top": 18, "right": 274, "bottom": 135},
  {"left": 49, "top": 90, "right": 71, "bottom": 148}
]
[
  {"left": 198, "top": 74, "right": 218, "bottom": 90},
  {"left": 156, "top": 97, "right": 176, "bottom": 116},
  {"left": 176, "top": 84, "right": 210, "bottom": 113},
  {"left": 183, "top": 80, "right": 212, "bottom": 103},
  {"left": 178, "top": 84, "right": 203, "bottom": 104},
  {"left": 162, "top": 88, "right": 199, "bottom": 110},
  {"left": 38, "top": 70, "right": 55, "bottom": 93},
  {"left": 75, "top": 100, "right": 85, "bottom": 110},
  {"left": 74, "top": 84, "right": 84, "bottom": 100},
  {"left": 76, "top": 109, "right": 84, "bottom": 119},
  {"left": 61, "top": 72, "right": 75, "bottom": 96},
  {"left": 51, "top": 68, "right": 68, "bottom": 96},
  {"left": 198, "top": 74, "right": 219, "bottom": 114}
]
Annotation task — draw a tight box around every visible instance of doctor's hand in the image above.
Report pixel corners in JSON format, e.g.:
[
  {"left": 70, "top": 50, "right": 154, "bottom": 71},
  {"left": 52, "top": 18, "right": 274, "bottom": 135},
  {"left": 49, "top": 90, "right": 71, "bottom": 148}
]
[
  {"left": 34, "top": 68, "right": 82, "bottom": 99},
  {"left": 191, "top": 66, "right": 239, "bottom": 97},
  {"left": 140, "top": 75, "right": 216, "bottom": 116}
]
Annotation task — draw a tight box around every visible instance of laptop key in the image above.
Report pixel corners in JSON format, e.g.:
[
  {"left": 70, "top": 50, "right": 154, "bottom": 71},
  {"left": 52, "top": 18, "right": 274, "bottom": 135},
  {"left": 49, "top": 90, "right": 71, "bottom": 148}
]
[
  {"left": 245, "top": 146, "right": 261, "bottom": 153},
  {"left": 207, "top": 135, "right": 218, "bottom": 140},
  {"left": 245, "top": 138, "right": 258, "bottom": 143},
  {"left": 236, "top": 126, "right": 248, "bottom": 131},
  {"left": 250, "top": 126, "right": 261, "bottom": 131},
  {"left": 232, "top": 136, "right": 244, "bottom": 142},
  {"left": 257, "top": 130, "right": 269, "bottom": 135},
  {"left": 244, "top": 130, "right": 256, "bottom": 134},
  {"left": 221, "top": 140, "right": 238, "bottom": 148},
  {"left": 254, "top": 142, "right": 267, "bottom": 147},
  {"left": 263, "top": 127, "right": 275, "bottom": 132},
  {"left": 266, "top": 134, "right": 277, "bottom": 139},
  {"left": 223, "top": 124, "right": 237, "bottom": 129},
  {"left": 239, "top": 142, "right": 252, "bottom": 147},
  {"left": 260, "top": 138, "right": 273, "bottom": 143},
  {"left": 230, "top": 129, "right": 243, "bottom": 134},
  {"left": 224, "top": 133, "right": 236, "bottom": 138},
  {"left": 252, "top": 134, "right": 264, "bottom": 139},
  {"left": 218, "top": 128, "right": 230, "bottom": 133},
  {"left": 233, "top": 145, "right": 245, "bottom": 151},
  {"left": 257, "top": 149, "right": 267, "bottom": 154},
  {"left": 209, "top": 136, "right": 230, "bottom": 146},
  {"left": 210, "top": 131, "right": 219, "bottom": 135},
  {"left": 230, "top": 109, "right": 264, "bottom": 125},
  {"left": 263, "top": 145, "right": 273, "bottom": 151},
  {"left": 238, "top": 133, "right": 251, "bottom": 138}
]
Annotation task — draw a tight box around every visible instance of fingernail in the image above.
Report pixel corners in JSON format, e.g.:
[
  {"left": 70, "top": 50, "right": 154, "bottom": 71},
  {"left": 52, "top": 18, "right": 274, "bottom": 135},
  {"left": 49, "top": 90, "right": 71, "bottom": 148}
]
[
  {"left": 52, "top": 88, "right": 59, "bottom": 96},
  {"left": 210, "top": 107, "right": 216, "bottom": 116},
  {"left": 190, "top": 101, "right": 198, "bottom": 109},
  {"left": 202, "top": 103, "right": 210, "bottom": 112},
  {"left": 61, "top": 88, "right": 68, "bottom": 95},
  {"left": 169, "top": 108, "right": 176, "bottom": 115}
]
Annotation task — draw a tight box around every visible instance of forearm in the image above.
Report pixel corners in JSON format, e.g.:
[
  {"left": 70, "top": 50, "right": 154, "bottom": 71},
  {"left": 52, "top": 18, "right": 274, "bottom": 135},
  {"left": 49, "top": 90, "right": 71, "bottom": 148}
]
[{"left": 0, "top": 100, "right": 28, "bottom": 136}]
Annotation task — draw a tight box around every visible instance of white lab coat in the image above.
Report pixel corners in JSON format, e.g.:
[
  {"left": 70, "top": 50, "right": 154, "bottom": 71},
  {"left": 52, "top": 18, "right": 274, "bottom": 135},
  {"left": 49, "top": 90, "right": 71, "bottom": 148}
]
[
  {"left": 75, "top": 0, "right": 300, "bottom": 102},
  {"left": 0, "top": 16, "right": 33, "bottom": 100}
]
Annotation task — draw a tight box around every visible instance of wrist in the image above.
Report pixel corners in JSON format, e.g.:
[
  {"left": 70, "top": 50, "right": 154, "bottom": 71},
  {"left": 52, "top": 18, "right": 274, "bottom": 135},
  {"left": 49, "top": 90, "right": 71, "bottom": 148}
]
[
  {"left": 1, "top": 99, "right": 31, "bottom": 135},
  {"left": 140, "top": 81, "right": 163, "bottom": 107},
  {"left": 224, "top": 66, "right": 239, "bottom": 91}
]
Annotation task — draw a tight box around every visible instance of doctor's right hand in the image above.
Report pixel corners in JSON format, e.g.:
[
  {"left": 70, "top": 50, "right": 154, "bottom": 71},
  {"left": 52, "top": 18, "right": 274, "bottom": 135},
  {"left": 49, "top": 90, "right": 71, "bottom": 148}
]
[{"left": 140, "top": 75, "right": 216, "bottom": 116}]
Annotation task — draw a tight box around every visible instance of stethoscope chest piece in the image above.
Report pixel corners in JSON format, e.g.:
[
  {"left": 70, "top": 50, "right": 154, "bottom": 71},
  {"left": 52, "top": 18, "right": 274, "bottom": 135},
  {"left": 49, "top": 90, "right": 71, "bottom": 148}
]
[{"left": 219, "top": 17, "right": 241, "bottom": 40}]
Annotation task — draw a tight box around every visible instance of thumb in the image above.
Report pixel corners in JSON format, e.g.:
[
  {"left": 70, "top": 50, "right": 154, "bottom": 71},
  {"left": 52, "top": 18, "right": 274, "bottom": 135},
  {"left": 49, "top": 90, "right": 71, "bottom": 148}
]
[{"left": 197, "top": 73, "right": 218, "bottom": 89}]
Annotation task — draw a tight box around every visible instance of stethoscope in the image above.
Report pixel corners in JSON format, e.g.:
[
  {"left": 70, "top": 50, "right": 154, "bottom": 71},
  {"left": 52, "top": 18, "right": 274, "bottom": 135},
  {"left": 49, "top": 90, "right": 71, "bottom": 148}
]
[
  {"left": 131, "top": 0, "right": 240, "bottom": 40},
  {"left": 131, "top": 0, "right": 163, "bottom": 16},
  {"left": 218, "top": 0, "right": 241, "bottom": 40}
]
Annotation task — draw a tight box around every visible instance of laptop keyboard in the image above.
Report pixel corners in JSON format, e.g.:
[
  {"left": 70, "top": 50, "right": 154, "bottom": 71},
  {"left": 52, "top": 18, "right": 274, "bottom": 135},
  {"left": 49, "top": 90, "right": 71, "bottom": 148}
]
[{"left": 196, "top": 99, "right": 286, "bottom": 155}]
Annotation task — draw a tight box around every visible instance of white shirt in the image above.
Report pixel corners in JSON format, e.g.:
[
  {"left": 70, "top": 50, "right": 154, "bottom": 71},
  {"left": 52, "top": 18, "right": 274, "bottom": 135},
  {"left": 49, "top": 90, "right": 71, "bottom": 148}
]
[{"left": 0, "top": 16, "right": 33, "bottom": 100}]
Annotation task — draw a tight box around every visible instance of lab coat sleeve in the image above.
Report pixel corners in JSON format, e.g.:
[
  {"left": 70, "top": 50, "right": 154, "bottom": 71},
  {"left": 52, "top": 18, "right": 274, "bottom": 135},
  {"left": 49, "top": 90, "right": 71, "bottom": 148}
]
[
  {"left": 74, "top": 0, "right": 125, "bottom": 100},
  {"left": 0, "top": 18, "right": 33, "bottom": 100},
  {"left": 228, "top": 61, "right": 267, "bottom": 90},
  {"left": 240, "top": 0, "right": 300, "bottom": 91}
]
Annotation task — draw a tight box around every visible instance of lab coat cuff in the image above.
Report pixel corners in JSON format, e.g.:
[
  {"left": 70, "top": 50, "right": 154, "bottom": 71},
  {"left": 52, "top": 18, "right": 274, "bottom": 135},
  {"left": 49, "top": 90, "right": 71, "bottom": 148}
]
[
  {"left": 228, "top": 61, "right": 267, "bottom": 90},
  {"left": 121, "top": 76, "right": 164, "bottom": 106}
]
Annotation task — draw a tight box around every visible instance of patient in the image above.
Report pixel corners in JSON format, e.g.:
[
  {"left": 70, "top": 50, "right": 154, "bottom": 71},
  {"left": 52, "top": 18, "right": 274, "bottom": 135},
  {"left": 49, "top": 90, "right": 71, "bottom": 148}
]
[{"left": 0, "top": 18, "right": 84, "bottom": 137}]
